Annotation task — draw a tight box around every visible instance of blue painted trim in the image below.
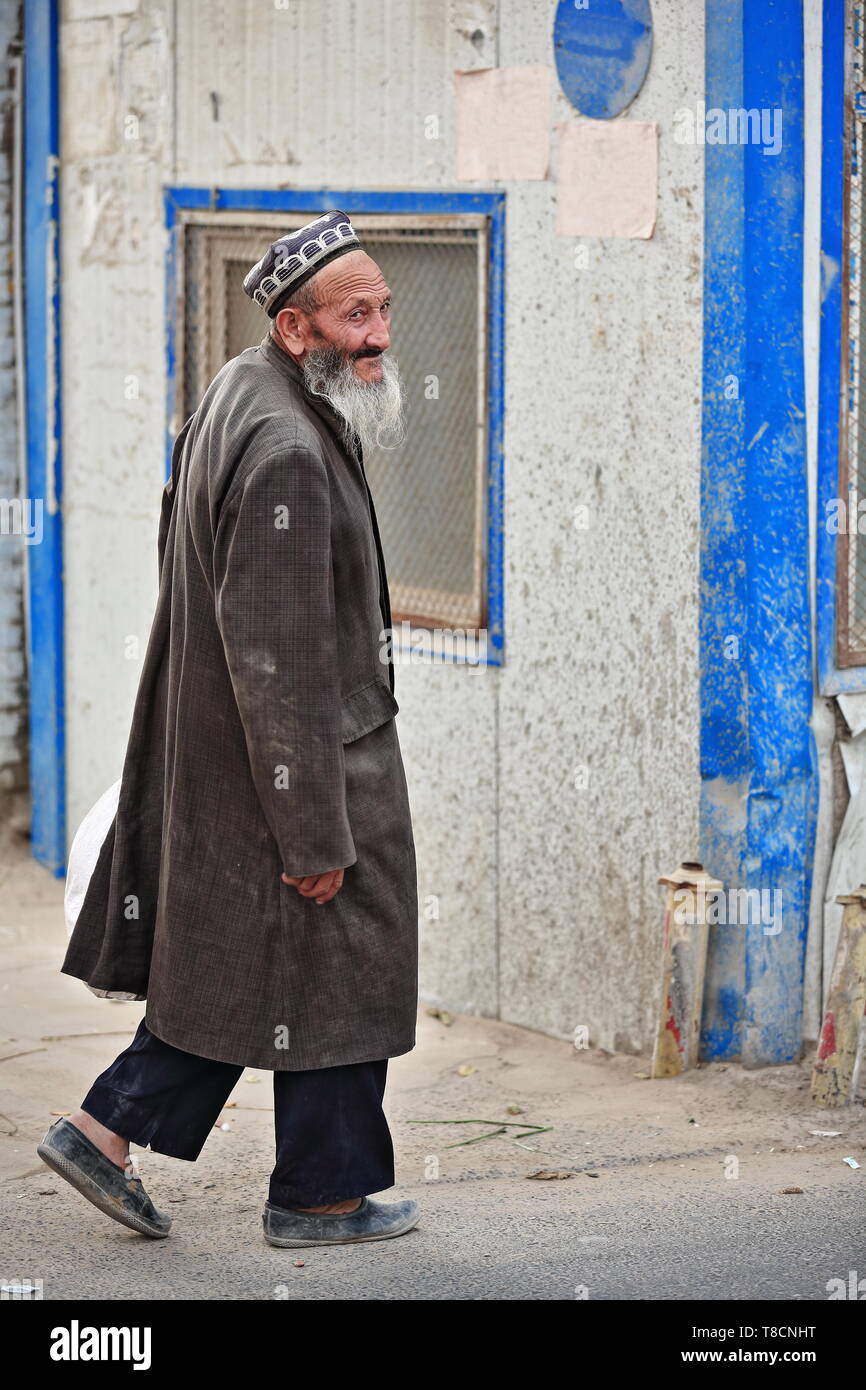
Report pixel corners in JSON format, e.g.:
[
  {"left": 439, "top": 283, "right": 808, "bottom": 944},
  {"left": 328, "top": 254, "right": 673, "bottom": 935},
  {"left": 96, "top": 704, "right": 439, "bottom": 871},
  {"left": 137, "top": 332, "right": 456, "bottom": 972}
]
[
  {"left": 700, "top": 0, "right": 816, "bottom": 1063},
  {"left": 816, "top": 0, "right": 857, "bottom": 692},
  {"left": 164, "top": 186, "right": 506, "bottom": 664},
  {"left": 486, "top": 195, "right": 506, "bottom": 658},
  {"left": 163, "top": 189, "right": 181, "bottom": 470},
  {"left": 23, "top": 0, "right": 65, "bottom": 875}
]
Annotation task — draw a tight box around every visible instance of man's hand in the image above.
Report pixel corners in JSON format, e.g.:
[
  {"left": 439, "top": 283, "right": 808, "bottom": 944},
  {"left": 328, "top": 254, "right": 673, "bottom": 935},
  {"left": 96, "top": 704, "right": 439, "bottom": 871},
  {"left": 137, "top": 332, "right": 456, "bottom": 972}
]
[{"left": 281, "top": 868, "right": 345, "bottom": 905}]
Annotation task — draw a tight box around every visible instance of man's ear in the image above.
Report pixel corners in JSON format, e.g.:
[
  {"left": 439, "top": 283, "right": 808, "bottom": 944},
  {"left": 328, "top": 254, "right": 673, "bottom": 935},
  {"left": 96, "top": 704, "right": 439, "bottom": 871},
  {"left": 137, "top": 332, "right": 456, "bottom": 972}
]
[{"left": 273, "top": 305, "right": 306, "bottom": 358}]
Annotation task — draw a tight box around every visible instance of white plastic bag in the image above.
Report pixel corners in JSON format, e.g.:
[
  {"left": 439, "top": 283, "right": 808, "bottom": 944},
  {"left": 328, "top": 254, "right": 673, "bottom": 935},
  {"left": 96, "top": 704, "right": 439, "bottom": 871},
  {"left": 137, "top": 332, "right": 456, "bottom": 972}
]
[{"left": 65, "top": 779, "right": 143, "bottom": 1001}]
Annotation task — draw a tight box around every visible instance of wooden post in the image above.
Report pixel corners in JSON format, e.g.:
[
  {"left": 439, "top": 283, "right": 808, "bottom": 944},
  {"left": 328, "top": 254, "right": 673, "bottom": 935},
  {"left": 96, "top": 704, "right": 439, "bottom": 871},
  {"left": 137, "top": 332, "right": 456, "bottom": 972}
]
[
  {"left": 812, "top": 886, "right": 866, "bottom": 1107},
  {"left": 651, "top": 862, "right": 722, "bottom": 1078}
]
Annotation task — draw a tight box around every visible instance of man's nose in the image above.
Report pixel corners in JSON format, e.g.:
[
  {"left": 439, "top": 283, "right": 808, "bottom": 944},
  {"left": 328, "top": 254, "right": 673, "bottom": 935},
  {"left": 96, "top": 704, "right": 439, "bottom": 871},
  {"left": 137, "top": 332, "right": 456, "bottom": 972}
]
[{"left": 365, "top": 313, "right": 390, "bottom": 351}]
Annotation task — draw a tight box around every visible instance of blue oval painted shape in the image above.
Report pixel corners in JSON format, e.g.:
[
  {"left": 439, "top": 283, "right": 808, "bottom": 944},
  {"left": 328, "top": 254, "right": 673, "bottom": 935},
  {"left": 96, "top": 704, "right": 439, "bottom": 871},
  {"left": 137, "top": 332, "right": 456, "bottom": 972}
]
[{"left": 553, "top": 0, "right": 653, "bottom": 121}]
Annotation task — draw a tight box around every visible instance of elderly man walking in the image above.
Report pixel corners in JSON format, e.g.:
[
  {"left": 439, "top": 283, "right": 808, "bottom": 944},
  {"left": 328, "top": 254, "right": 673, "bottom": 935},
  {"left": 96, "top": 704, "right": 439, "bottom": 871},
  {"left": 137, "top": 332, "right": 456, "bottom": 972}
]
[{"left": 38, "top": 212, "right": 420, "bottom": 1248}]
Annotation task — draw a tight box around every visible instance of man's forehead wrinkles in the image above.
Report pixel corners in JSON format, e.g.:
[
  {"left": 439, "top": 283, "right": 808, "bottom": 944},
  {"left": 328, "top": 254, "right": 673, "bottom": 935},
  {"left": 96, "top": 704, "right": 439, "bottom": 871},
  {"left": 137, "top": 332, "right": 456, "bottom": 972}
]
[
  {"left": 345, "top": 289, "right": 391, "bottom": 309},
  {"left": 334, "top": 286, "right": 390, "bottom": 305},
  {"left": 322, "top": 271, "right": 390, "bottom": 305}
]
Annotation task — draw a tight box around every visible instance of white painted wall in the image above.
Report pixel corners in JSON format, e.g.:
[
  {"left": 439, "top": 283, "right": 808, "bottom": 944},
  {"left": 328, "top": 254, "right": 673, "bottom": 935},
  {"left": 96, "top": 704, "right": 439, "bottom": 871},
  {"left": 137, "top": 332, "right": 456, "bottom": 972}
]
[
  {"left": 60, "top": 0, "right": 704, "bottom": 1053},
  {"left": 495, "top": 0, "right": 703, "bottom": 1053},
  {"left": 60, "top": 0, "right": 172, "bottom": 845}
]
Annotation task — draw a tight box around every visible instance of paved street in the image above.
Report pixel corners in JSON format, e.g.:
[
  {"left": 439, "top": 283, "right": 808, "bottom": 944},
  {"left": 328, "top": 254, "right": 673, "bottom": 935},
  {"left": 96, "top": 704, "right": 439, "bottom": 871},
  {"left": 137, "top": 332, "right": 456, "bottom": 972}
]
[{"left": 2, "top": 840, "right": 864, "bottom": 1301}]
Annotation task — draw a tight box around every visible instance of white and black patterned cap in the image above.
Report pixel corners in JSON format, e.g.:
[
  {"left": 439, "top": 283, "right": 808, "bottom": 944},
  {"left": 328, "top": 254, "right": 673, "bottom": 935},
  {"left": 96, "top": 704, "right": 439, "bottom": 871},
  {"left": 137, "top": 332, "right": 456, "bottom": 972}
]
[{"left": 242, "top": 210, "right": 361, "bottom": 317}]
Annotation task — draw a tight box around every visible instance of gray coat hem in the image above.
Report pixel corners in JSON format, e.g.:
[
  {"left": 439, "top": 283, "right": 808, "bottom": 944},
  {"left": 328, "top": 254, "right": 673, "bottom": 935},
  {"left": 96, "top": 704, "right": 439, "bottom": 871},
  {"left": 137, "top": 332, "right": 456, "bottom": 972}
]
[{"left": 143, "top": 1012, "right": 418, "bottom": 1072}]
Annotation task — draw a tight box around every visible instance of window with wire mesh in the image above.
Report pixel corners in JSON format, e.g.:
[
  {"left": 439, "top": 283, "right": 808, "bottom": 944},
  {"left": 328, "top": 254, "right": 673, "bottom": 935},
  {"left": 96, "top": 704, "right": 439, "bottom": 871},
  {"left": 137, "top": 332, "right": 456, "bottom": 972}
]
[
  {"left": 177, "top": 214, "right": 489, "bottom": 634},
  {"left": 838, "top": 0, "right": 866, "bottom": 665}
]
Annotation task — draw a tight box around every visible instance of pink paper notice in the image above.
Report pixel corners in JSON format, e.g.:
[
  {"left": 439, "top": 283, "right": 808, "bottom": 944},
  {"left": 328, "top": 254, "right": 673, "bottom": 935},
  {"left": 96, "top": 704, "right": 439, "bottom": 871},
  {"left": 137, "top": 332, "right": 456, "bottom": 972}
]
[
  {"left": 556, "top": 120, "right": 658, "bottom": 239},
  {"left": 455, "top": 66, "right": 551, "bottom": 181}
]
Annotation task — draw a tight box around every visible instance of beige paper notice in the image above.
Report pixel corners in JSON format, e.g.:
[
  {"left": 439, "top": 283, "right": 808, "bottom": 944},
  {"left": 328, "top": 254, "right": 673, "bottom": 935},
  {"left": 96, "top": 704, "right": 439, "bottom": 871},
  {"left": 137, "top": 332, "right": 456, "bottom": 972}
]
[
  {"left": 556, "top": 120, "right": 658, "bottom": 239},
  {"left": 455, "top": 66, "right": 551, "bottom": 181}
]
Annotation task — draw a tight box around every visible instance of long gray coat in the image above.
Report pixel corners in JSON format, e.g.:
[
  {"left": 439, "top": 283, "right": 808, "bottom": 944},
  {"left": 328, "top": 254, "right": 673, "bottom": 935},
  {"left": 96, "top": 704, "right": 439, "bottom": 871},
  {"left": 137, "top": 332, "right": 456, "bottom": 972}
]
[{"left": 62, "top": 334, "right": 419, "bottom": 1071}]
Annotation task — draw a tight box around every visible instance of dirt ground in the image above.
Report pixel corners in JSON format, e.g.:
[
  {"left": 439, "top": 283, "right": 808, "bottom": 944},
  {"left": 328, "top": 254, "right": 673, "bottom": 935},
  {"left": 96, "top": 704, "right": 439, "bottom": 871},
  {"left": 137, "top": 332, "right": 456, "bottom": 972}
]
[{"left": 2, "top": 829, "right": 864, "bottom": 1301}]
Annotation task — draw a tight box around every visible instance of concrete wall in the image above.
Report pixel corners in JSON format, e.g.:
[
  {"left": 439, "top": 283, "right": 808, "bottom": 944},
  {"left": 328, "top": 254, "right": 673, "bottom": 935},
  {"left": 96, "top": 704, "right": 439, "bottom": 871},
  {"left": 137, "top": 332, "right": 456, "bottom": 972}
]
[
  {"left": 60, "top": 0, "right": 704, "bottom": 1054},
  {"left": 60, "top": 0, "right": 172, "bottom": 841},
  {"left": 0, "top": 0, "right": 26, "bottom": 813},
  {"left": 495, "top": 0, "right": 703, "bottom": 1053}
]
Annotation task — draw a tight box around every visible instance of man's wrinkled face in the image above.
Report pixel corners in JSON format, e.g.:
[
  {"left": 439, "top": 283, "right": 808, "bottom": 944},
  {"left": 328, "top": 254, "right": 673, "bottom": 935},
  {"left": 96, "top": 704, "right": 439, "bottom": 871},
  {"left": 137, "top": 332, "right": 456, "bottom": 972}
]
[
  {"left": 279, "top": 250, "right": 392, "bottom": 384},
  {"left": 271, "top": 248, "right": 404, "bottom": 454}
]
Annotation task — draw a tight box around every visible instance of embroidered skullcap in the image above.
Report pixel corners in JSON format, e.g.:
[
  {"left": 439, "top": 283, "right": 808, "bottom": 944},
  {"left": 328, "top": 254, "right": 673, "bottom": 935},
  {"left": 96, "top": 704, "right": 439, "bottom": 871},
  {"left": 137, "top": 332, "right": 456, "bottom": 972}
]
[{"left": 242, "top": 210, "right": 361, "bottom": 317}]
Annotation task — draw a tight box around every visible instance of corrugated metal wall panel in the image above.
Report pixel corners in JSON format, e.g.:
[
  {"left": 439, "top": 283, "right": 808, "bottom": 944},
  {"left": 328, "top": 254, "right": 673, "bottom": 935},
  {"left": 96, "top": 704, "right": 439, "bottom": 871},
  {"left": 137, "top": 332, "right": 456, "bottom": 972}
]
[{"left": 174, "top": 0, "right": 495, "bottom": 186}]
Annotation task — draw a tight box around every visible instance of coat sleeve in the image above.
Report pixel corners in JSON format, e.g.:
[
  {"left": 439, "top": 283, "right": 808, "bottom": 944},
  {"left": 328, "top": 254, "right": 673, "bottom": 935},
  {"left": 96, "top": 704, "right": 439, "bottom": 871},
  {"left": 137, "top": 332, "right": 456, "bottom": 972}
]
[
  {"left": 213, "top": 449, "right": 356, "bottom": 878},
  {"left": 158, "top": 416, "right": 192, "bottom": 579}
]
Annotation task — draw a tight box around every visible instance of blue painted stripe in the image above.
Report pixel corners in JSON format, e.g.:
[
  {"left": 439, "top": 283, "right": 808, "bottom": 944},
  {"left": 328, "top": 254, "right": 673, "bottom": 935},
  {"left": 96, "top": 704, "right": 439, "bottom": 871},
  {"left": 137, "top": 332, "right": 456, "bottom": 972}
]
[
  {"left": 23, "top": 0, "right": 65, "bottom": 875},
  {"left": 700, "top": 0, "right": 816, "bottom": 1063},
  {"left": 163, "top": 190, "right": 180, "bottom": 469},
  {"left": 164, "top": 187, "right": 506, "bottom": 665},
  {"left": 194, "top": 187, "right": 505, "bottom": 217},
  {"left": 816, "top": 0, "right": 855, "bottom": 692},
  {"left": 486, "top": 195, "right": 506, "bottom": 657}
]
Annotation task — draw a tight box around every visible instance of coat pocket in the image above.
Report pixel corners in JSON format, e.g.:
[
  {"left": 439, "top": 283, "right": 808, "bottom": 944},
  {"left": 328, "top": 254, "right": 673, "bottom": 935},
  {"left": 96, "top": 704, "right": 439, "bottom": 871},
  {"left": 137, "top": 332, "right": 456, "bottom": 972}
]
[{"left": 341, "top": 679, "right": 400, "bottom": 743}]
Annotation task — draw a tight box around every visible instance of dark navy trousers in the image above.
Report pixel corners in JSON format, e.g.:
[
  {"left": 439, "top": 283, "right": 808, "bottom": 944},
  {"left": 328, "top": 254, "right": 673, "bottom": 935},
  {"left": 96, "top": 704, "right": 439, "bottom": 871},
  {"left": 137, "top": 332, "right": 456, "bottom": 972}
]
[{"left": 81, "top": 1018, "right": 395, "bottom": 1209}]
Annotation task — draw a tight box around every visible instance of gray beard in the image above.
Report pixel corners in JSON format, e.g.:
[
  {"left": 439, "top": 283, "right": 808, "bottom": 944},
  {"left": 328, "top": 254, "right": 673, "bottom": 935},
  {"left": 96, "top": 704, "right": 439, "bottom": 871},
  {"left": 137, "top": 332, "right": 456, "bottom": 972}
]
[{"left": 301, "top": 347, "right": 405, "bottom": 455}]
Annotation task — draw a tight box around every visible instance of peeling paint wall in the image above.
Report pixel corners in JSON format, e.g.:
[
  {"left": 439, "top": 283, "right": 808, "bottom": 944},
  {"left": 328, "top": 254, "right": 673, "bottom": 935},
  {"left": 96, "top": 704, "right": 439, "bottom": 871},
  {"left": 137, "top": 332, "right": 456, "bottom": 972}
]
[
  {"left": 60, "top": 0, "right": 171, "bottom": 840},
  {"left": 0, "top": 0, "right": 26, "bottom": 814},
  {"left": 61, "top": 0, "right": 704, "bottom": 1053},
  {"left": 698, "top": 0, "right": 814, "bottom": 1067}
]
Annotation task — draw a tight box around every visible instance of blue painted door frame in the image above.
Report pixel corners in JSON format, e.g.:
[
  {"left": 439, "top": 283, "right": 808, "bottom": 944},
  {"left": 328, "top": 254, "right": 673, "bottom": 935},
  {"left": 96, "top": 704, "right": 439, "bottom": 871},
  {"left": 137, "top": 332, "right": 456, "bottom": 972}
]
[
  {"left": 23, "top": 0, "right": 65, "bottom": 876},
  {"left": 700, "top": 0, "right": 816, "bottom": 1064}
]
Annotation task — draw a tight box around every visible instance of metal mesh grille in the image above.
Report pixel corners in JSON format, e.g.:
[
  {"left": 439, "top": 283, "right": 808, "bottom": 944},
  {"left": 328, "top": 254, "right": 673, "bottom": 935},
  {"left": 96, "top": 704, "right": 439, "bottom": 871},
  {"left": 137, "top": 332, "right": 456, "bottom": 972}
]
[
  {"left": 839, "top": 0, "right": 866, "bottom": 664},
  {"left": 179, "top": 216, "right": 488, "bottom": 633}
]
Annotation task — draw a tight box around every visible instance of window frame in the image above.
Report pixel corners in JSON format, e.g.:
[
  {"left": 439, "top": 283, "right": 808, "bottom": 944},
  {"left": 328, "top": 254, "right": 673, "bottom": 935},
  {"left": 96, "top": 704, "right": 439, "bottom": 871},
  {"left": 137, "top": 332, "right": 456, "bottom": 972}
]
[{"left": 164, "top": 187, "right": 506, "bottom": 667}]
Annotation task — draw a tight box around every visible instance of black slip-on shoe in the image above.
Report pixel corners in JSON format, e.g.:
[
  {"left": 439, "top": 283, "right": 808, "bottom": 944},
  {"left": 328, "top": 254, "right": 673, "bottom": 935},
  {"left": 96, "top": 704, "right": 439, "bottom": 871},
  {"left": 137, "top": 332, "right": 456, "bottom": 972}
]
[
  {"left": 36, "top": 1117, "right": 171, "bottom": 1239},
  {"left": 262, "top": 1195, "right": 419, "bottom": 1248}
]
